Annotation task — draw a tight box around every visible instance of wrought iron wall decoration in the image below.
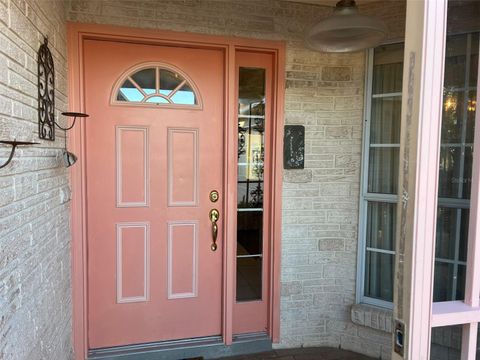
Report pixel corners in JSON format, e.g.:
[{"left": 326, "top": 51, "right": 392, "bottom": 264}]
[
  {"left": 0, "top": 140, "right": 39, "bottom": 169},
  {"left": 38, "top": 37, "right": 55, "bottom": 141}
]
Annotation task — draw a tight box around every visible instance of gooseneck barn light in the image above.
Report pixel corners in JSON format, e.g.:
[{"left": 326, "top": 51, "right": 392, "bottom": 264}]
[{"left": 305, "top": 0, "right": 387, "bottom": 53}]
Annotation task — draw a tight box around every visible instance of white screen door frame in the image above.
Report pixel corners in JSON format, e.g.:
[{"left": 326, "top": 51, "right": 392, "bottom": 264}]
[{"left": 393, "top": 0, "right": 480, "bottom": 359}]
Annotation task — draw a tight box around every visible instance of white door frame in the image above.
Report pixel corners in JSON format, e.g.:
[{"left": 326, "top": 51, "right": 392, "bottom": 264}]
[{"left": 393, "top": 1, "right": 480, "bottom": 359}]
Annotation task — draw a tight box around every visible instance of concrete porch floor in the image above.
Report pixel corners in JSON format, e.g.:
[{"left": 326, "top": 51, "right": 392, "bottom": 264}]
[{"left": 219, "top": 347, "right": 375, "bottom": 359}]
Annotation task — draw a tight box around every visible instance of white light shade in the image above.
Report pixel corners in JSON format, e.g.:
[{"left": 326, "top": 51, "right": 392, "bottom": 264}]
[{"left": 305, "top": 0, "right": 387, "bottom": 52}]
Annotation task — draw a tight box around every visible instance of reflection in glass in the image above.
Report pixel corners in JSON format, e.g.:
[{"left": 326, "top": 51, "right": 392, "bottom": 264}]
[
  {"left": 238, "top": 181, "right": 264, "bottom": 208},
  {"left": 436, "top": 207, "right": 457, "bottom": 260},
  {"left": 368, "top": 147, "right": 399, "bottom": 194},
  {"left": 466, "top": 91, "right": 477, "bottom": 143},
  {"left": 434, "top": 30, "right": 479, "bottom": 304},
  {"left": 463, "top": 146, "right": 473, "bottom": 199},
  {"left": 441, "top": 91, "right": 464, "bottom": 143},
  {"left": 438, "top": 145, "right": 473, "bottom": 200},
  {"left": 170, "top": 83, "right": 196, "bottom": 105},
  {"left": 237, "top": 211, "right": 263, "bottom": 255},
  {"left": 434, "top": 207, "right": 468, "bottom": 302},
  {"left": 366, "top": 202, "right": 396, "bottom": 251},
  {"left": 433, "top": 261, "right": 465, "bottom": 302},
  {"left": 236, "top": 67, "right": 266, "bottom": 302},
  {"left": 115, "top": 66, "right": 197, "bottom": 105},
  {"left": 159, "top": 69, "right": 182, "bottom": 94},
  {"left": 430, "top": 326, "right": 462, "bottom": 360},
  {"left": 470, "top": 33, "right": 479, "bottom": 87},
  {"left": 364, "top": 251, "right": 394, "bottom": 302},
  {"left": 444, "top": 35, "right": 467, "bottom": 89},
  {"left": 236, "top": 257, "right": 262, "bottom": 302},
  {"left": 438, "top": 146, "right": 462, "bottom": 198},
  {"left": 117, "top": 79, "right": 143, "bottom": 102},
  {"left": 131, "top": 68, "right": 156, "bottom": 94},
  {"left": 434, "top": 262, "right": 454, "bottom": 302}
]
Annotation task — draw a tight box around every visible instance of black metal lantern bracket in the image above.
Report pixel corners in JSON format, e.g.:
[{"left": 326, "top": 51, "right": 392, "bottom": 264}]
[
  {"left": 0, "top": 140, "right": 39, "bottom": 169},
  {"left": 56, "top": 112, "right": 89, "bottom": 168},
  {"left": 55, "top": 112, "right": 89, "bottom": 131}
]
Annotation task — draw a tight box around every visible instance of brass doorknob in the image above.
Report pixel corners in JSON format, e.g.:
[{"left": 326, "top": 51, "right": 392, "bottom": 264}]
[{"left": 209, "top": 209, "right": 219, "bottom": 251}]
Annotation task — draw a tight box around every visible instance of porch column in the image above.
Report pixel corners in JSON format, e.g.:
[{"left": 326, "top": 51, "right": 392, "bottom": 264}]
[{"left": 392, "top": 1, "right": 448, "bottom": 359}]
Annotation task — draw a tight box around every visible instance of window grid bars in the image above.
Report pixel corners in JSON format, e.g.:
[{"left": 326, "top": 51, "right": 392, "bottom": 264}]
[
  {"left": 356, "top": 48, "right": 397, "bottom": 307},
  {"left": 359, "top": 45, "right": 405, "bottom": 306},
  {"left": 358, "top": 34, "right": 477, "bottom": 308},
  {"left": 446, "top": 33, "right": 473, "bottom": 300}
]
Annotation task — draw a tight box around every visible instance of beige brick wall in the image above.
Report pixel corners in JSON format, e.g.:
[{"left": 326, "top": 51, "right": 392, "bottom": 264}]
[
  {"left": 65, "top": 0, "right": 406, "bottom": 358},
  {"left": 0, "top": 0, "right": 72, "bottom": 359}
]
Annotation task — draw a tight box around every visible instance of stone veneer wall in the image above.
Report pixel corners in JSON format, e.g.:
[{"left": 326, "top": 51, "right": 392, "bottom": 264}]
[
  {"left": 66, "top": 1, "right": 405, "bottom": 359},
  {"left": 0, "top": 0, "right": 72, "bottom": 359}
]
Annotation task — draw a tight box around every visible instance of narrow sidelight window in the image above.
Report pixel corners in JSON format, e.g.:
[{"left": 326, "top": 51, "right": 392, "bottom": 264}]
[
  {"left": 236, "top": 68, "right": 266, "bottom": 302},
  {"left": 358, "top": 43, "right": 404, "bottom": 307}
]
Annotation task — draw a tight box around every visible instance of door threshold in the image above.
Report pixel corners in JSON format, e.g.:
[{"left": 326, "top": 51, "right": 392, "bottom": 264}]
[{"left": 88, "top": 332, "right": 272, "bottom": 359}]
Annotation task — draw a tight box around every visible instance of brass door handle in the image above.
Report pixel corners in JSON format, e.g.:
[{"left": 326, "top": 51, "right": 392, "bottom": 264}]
[{"left": 209, "top": 209, "right": 219, "bottom": 251}]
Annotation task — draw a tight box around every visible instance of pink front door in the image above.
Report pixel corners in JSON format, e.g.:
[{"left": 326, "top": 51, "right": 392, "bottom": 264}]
[{"left": 83, "top": 39, "right": 224, "bottom": 349}]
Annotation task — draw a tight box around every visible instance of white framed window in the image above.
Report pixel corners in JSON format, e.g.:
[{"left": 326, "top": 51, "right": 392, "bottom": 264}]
[
  {"left": 357, "top": 33, "right": 479, "bottom": 308},
  {"left": 357, "top": 43, "right": 404, "bottom": 309}
]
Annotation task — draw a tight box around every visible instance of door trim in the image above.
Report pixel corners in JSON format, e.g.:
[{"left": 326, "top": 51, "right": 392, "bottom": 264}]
[{"left": 67, "top": 22, "right": 285, "bottom": 360}]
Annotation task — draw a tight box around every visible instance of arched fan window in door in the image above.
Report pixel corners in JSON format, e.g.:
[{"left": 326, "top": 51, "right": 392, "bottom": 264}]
[{"left": 111, "top": 63, "right": 201, "bottom": 108}]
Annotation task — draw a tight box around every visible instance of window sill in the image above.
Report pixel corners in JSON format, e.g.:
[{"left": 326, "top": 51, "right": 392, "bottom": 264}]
[{"left": 351, "top": 303, "right": 393, "bottom": 333}]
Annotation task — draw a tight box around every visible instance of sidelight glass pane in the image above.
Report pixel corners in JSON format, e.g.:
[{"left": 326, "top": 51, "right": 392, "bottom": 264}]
[
  {"left": 236, "top": 67, "right": 266, "bottom": 302},
  {"left": 237, "top": 211, "right": 263, "bottom": 256},
  {"left": 364, "top": 251, "right": 394, "bottom": 302},
  {"left": 370, "top": 97, "right": 402, "bottom": 144},
  {"left": 236, "top": 257, "right": 262, "bottom": 302},
  {"left": 238, "top": 181, "right": 263, "bottom": 208},
  {"left": 368, "top": 147, "right": 399, "bottom": 194},
  {"left": 366, "top": 202, "right": 396, "bottom": 251}
]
